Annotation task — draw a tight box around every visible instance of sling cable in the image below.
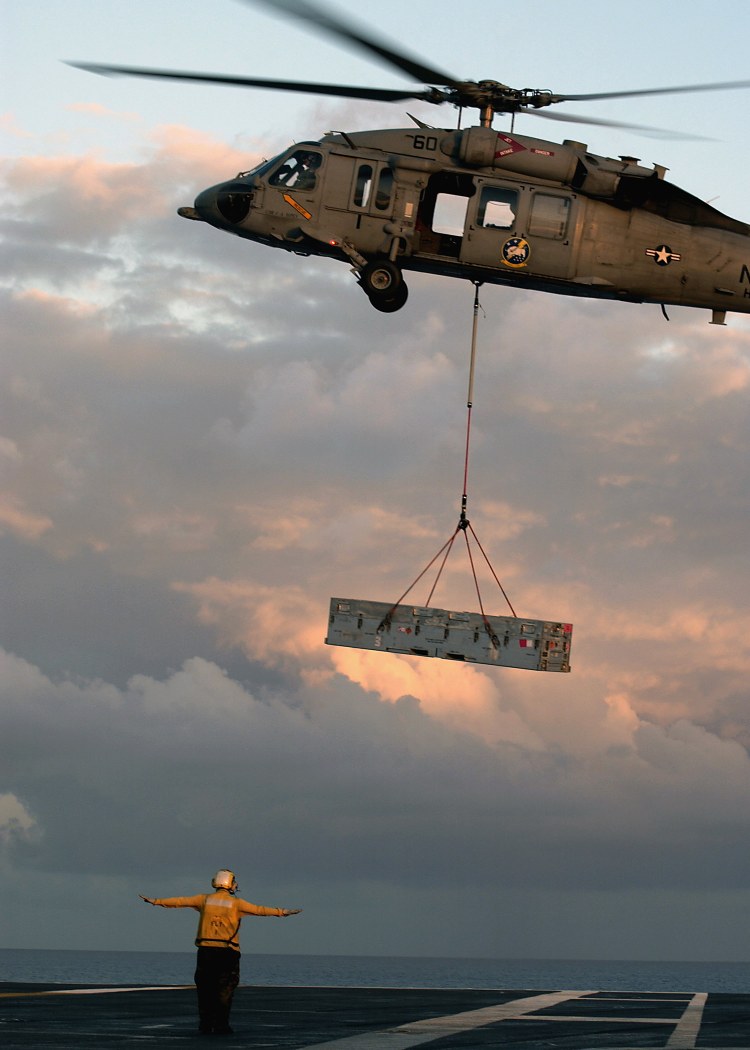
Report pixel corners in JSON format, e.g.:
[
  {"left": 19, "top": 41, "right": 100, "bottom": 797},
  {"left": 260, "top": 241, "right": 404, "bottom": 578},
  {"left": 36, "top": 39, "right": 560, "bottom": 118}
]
[{"left": 326, "top": 283, "right": 573, "bottom": 673}]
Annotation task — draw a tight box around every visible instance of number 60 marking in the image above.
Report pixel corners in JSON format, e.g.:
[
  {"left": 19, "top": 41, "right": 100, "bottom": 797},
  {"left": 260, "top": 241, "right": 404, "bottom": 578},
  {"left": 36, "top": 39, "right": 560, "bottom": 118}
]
[{"left": 410, "top": 134, "right": 438, "bottom": 151}]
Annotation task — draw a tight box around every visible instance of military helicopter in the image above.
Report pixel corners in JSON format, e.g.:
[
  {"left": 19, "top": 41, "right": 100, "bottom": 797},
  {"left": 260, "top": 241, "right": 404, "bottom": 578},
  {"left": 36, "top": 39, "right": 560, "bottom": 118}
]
[{"left": 71, "top": 0, "right": 750, "bottom": 323}]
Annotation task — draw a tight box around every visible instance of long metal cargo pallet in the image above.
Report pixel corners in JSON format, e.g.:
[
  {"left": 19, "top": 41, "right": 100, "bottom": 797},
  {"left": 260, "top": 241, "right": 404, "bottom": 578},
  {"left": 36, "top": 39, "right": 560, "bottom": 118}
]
[{"left": 326, "top": 598, "right": 572, "bottom": 672}]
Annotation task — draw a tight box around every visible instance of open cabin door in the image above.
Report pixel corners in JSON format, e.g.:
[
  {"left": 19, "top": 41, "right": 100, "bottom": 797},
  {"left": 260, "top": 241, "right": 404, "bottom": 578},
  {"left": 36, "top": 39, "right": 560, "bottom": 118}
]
[{"left": 416, "top": 173, "right": 578, "bottom": 281}]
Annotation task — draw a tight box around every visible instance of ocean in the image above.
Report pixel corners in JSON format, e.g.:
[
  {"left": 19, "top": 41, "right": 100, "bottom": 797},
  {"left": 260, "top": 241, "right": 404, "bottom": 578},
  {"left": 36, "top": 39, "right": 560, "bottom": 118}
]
[{"left": 1, "top": 949, "right": 750, "bottom": 993}]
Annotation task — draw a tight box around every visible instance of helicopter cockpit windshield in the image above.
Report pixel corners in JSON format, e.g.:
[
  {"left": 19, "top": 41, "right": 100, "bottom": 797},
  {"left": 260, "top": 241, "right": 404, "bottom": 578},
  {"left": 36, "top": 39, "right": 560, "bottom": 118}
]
[
  {"left": 236, "top": 156, "right": 279, "bottom": 180},
  {"left": 268, "top": 149, "right": 323, "bottom": 191}
]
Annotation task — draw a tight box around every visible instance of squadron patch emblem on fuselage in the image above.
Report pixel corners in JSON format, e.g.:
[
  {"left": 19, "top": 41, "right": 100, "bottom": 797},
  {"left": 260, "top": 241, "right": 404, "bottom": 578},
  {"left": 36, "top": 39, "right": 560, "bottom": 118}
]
[{"left": 502, "top": 237, "right": 530, "bottom": 268}]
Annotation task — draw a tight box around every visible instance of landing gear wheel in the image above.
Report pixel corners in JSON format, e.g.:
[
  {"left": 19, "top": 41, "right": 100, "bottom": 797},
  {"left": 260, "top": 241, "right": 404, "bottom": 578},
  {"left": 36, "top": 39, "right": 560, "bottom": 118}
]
[
  {"left": 359, "top": 258, "right": 402, "bottom": 298},
  {"left": 368, "top": 281, "right": 409, "bottom": 312}
]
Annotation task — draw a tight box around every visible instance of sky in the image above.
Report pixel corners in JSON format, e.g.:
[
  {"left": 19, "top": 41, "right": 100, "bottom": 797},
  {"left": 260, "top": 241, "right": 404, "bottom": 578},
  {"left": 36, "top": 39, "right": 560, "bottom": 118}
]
[{"left": 2, "top": 0, "right": 750, "bottom": 965}]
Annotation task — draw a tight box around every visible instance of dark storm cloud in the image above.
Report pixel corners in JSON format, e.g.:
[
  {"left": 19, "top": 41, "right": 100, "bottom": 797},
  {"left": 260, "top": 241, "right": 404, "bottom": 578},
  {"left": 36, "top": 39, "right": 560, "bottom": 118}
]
[
  {"left": 4, "top": 649, "right": 750, "bottom": 898},
  {"left": 0, "top": 535, "right": 278, "bottom": 687}
]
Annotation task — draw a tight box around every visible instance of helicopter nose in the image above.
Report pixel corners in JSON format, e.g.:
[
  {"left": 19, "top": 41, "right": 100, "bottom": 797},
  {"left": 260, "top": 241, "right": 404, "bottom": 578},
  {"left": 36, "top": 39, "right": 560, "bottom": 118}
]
[
  {"left": 194, "top": 181, "right": 253, "bottom": 225},
  {"left": 193, "top": 185, "right": 220, "bottom": 221}
]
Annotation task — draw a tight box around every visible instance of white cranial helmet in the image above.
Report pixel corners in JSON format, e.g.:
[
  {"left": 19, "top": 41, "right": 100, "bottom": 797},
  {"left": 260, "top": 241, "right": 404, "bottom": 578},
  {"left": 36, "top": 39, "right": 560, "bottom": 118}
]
[{"left": 212, "top": 869, "right": 238, "bottom": 893}]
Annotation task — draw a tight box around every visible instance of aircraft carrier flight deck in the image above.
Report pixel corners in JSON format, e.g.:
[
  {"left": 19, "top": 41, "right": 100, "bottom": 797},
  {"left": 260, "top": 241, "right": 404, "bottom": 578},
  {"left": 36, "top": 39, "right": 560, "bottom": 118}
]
[{"left": 3, "top": 981, "right": 750, "bottom": 1048}]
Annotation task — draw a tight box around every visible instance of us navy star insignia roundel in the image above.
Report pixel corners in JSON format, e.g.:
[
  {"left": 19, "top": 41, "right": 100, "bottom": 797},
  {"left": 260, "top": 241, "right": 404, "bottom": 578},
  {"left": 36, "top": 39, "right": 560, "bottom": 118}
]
[
  {"left": 502, "top": 237, "right": 530, "bottom": 268},
  {"left": 646, "top": 244, "right": 681, "bottom": 266}
]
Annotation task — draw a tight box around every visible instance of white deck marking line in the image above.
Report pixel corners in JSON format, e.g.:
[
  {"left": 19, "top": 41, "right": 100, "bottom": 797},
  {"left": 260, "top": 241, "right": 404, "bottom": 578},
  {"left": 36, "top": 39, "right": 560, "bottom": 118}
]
[
  {"left": 297, "top": 990, "right": 595, "bottom": 1050},
  {"left": 49, "top": 986, "right": 191, "bottom": 995},
  {"left": 666, "top": 991, "right": 708, "bottom": 1049},
  {"left": 591, "top": 995, "right": 693, "bottom": 1001},
  {"left": 530, "top": 1014, "right": 677, "bottom": 1024},
  {"left": 0, "top": 986, "right": 191, "bottom": 998}
]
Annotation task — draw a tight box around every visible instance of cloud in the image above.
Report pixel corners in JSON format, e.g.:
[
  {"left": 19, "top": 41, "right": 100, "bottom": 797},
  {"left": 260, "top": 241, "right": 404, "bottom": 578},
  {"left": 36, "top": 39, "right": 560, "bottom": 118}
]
[
  {"left": 174, "top": 578, "right": 326, "bottom": 672},
  {"left": 0, "top": 793, "right": 36, "bottom": 845},
  {"left": 65, "top": 102, "right": 141, "bottom": 124},
  {"left": 3, "top": 112, "right": 750, "bottom": 956},
  {"left": 2, "top": 644, "right": 750, "bottom": 902},
  {"left": 0, "top": 494, "right": 53, "bottom": 540}
]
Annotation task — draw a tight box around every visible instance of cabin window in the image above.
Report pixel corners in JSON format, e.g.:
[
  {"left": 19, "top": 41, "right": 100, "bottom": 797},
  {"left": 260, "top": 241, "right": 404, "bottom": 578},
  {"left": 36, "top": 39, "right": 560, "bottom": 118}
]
[
  {"left": 353, "top": 164, "right": 373, "bottom": 208},
  {"left": 529, "top": 194, "right": 570, "bottom": 239},
  {"left": 375, "top": 168, "right": 394, "bottom": 210},
  {"left": 477, "top": 186, "right": 518, "bottom": 229},
  {"left": 268, "top": 149, "right": 322, "bottom": 190},
  {"left": 432, "top": 193, "right": 469, "bottom": 236}
]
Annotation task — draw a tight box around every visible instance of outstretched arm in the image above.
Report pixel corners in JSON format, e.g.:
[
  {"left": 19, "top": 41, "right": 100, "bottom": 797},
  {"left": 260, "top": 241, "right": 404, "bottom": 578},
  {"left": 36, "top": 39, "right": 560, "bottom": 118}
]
[
  {"left": 139, "top": 894, "right": 204, "bottom": 909},
  {"left": 237, "top": 900, "right": 302, "bottom": 917}
]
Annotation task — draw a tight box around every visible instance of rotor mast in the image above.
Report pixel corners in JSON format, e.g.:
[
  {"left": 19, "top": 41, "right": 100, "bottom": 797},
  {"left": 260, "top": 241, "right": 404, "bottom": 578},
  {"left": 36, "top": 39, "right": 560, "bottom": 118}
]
[{"left": 460, "top": 80, "right": 530, "bottom": 129}]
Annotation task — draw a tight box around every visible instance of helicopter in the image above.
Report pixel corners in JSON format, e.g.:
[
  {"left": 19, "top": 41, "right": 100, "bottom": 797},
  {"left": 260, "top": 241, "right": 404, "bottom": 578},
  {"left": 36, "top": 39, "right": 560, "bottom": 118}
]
[{"left": 70, "top": 0, "right": 750, "bottom": 323}]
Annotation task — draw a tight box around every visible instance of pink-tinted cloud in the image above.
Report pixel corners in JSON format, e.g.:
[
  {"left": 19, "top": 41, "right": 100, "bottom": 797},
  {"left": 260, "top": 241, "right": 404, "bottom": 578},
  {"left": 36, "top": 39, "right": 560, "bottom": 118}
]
[{"left": 0, "top": 495, "right": 53, "bottom": 540}]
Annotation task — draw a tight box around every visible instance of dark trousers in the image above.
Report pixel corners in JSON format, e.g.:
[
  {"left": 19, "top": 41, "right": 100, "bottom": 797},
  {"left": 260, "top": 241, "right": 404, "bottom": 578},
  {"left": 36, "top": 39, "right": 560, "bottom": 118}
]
[{"left": 194, "top": 947, "right": 240, "bottom": 1032}]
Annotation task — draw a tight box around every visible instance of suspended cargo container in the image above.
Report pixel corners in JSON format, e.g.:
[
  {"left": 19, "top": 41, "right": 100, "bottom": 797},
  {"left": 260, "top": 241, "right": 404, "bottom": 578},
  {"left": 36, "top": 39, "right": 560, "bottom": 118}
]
[{"left": 325, "top": 598, "right": 572, "bottom": 672}]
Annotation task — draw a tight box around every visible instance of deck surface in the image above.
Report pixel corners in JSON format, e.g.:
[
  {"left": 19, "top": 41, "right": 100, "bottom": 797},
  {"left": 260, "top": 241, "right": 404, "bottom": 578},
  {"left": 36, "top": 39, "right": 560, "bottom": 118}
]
[{"left": 2, "top": 983, "right": 749, "bottom": 1048}]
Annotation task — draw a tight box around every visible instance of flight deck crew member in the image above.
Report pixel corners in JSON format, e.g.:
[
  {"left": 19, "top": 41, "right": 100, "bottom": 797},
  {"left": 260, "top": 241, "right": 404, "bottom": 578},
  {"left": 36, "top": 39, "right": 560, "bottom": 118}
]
[{"left": 140, "top": 869, "right": 301, "bottom": 1035}]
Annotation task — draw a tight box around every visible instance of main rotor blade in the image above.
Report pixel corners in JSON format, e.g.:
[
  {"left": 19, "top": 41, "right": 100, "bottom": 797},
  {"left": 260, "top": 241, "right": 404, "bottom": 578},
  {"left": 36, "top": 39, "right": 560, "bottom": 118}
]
[
  {"left": 525, "top": 107, "right": 711, "bottom": 141},
  {"left": 242, "top": 0, "right": 462, "bottom": 90},
  {"left": 553, "top": 78, "right": 750, "bottom": 104},
  {"left": 67, "top": 61, "right": 440, "bottom": 103}
]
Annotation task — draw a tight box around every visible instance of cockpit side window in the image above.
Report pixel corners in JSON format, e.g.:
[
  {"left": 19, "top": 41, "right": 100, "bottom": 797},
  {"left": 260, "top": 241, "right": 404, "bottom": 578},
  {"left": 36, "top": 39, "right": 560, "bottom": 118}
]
[
  {"left": 353, "top": 164, "right": 373, "bottom": 208},
  {"left": 269, "top": 150, "right": 323, "bottom": 190},
  {"left": 374, "top": 168, "right": 394, "bottom": 211},
  {"left": 351, "top": 163, "right": 394, "bottom": 213}
]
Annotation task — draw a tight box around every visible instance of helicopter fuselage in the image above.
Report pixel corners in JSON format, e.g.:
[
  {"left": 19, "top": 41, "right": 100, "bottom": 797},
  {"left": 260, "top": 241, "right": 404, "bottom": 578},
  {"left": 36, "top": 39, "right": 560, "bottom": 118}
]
[{"left": 181, "top": 126, "right": 750, "bottom": 322}]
